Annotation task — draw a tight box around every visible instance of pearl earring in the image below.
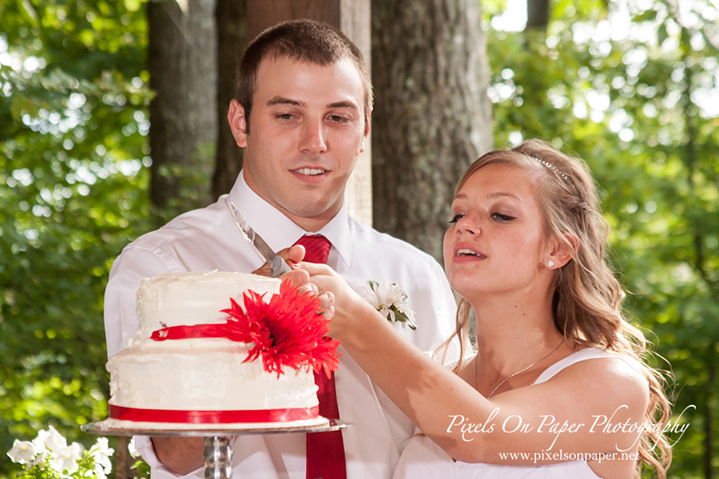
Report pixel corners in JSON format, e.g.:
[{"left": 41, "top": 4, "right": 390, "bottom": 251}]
[{"left": 548, "top": 260, "right": 555, "bottom": 268}]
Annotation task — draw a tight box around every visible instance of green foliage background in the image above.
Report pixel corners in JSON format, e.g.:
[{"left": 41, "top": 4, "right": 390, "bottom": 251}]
[
  {"left": 483, "top": 0, "right": 719, "bottom": 476},
  {"left": 1, "top": 0, "right": 717, "bottom": 477},
  {"left": 0, "top": 0, "right": 152, "bottom": 472}
]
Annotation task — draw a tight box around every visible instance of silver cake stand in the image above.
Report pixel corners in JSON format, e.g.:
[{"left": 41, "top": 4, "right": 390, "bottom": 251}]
[{"left": 82, "top": 420, "right": 350, "bottom": 479}]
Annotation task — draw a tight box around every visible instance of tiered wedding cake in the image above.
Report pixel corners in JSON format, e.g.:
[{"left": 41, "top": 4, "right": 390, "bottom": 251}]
[{"left": 104, "top": 271, "right": 339, "bottom": 429}]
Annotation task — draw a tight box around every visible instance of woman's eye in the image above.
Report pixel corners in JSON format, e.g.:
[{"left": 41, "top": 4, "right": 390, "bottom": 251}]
[
  {"left": 492, "top": 212, "right": 515, "bottom": 222},
  {"left": 449, "top": 214, "right": 464, "bottom": 224}
]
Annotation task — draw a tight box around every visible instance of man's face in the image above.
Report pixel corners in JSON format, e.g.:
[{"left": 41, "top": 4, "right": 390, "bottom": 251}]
[{"left": 228, "top": 56, "right": 369, "bottom": 231}]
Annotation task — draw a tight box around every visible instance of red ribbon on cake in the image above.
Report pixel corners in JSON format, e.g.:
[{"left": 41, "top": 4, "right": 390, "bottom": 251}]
[
  {"left": 151, "top": 323, "right": 243, "bottom": 341},
  {"left": 150, "top": 279, "right": 340, "bottom": 378},
  {"left": 109, "top": 405, "right": 319, "bottom": 424}
]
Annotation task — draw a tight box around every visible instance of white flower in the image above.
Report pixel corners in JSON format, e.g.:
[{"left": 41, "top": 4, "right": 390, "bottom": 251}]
[
  {"left": 32, "top": 426, "right": 83, "bottom": 475},
  {"left": 43, "top": 425, "right": 68, "bottom": 452},
  {"left": 22, "top": 429, "right": 53, "bottom": 467},
  {"left": 49, "top": 441, "right": 84, "bottom": 475},
  {"left": 90, "top": 437, "right": 114, "bottom": 475},
  {"left": 8, "top": 425, "right": 116, "bottom": 479},
  {"left": 31, "top": 428, "right": 50, "bottom": 461},
  {"left": 7, "top": 439, "right": 38, "bottom": 464},
  {"left": 358, "top": 280, "right": 417, "bottom": 330},
  {"left": 128, "top": 437, "right": 142, "bottom": 459}
]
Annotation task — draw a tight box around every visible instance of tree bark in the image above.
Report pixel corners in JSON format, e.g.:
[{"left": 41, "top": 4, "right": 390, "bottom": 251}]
[
  {"left": 148, "top": 0, "right": 217, "bottom": 215},
  {"left": 371, "top": 0, "right": 493, "bottom": 262},
  {"left": 526, "top": 0, "right": 551, "bottom": 31},
  {"left": 212, "top": 0, "right": 246, "bottom": 200},
  {"left": 113, "top": 437, "right": 134, "bottom": 479},
  {"left": 246, "top": 0, "right": 340, "bottom": 41}
]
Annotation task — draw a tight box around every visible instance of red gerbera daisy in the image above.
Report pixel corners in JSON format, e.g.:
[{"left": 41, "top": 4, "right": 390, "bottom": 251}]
[{"left": 220, "top": 279, "right": 341, "bottom": 378}]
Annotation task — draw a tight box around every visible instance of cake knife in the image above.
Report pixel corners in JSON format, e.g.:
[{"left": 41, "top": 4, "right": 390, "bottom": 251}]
[{"left": 225, "top": 199, "right": 292, "bottom": 277}]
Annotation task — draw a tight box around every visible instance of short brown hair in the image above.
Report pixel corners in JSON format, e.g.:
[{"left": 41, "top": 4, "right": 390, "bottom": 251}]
[{"left": 236, "top": 19, "right": 373, "bottom": 133}]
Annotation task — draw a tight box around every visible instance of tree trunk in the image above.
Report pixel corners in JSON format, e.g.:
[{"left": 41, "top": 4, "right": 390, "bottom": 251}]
[
  {"left": 526, "top": 0, "right": 550, "bottom": 31},
  {"left": 246, "top": 0, "right": 340, "bottom": 41},
  {"left": 212, "top": 0, "right": 246, "bottom": 200},
  {"left": 148, "top": 0, "right": 217, "bottom": 216},
  {"left": 371, "top": 0, "right": 493, "bottom": 262},
  {"left": 113, "top": 437, "right": 134, "bottom": 479}
]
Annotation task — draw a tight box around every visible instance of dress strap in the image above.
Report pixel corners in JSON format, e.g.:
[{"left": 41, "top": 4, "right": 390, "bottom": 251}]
[{"left": 533, "top": 348, "right": 615, "bottom": 385}]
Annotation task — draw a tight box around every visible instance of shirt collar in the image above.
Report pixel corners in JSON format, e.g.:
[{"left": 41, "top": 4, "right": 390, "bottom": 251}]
[{"left": 226, "top": 172, "right": 353, "bottom": 268}]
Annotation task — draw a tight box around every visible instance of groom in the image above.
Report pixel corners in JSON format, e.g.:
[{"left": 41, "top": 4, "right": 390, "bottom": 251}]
[{"left": 104, "top": 19, "right": 456, "bottom": 479}]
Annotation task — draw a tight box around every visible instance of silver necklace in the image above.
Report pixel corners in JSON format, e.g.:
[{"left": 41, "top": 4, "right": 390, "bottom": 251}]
[{"left": 477, "top": 339, "right": 565, "bottom": 399}]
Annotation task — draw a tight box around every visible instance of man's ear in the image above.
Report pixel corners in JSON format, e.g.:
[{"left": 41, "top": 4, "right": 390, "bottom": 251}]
[
  {"left": 365, "top": 107, "right": 372, "bottom": 138},
  {"left": 545, "top": 232, "right": 579, "bottom": 270},
  {"left": 359, "top": 107, "right": 372, "bottom": 153},
  {"left": 227, "top": 99, "right": 248, "bottom": 148}
]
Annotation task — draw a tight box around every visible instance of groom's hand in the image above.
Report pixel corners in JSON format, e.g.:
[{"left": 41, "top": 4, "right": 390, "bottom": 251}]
[
  {"left": 253, "top": 245, "right": 326, "bottom": 300},
  {"left": 252, "top": 244, "right": 305, "bottom": 277},
  {"left": 152, "top": 437, "right": 204, "bottom": 475}
]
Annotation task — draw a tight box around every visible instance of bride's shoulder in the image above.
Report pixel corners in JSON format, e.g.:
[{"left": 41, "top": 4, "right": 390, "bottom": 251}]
[{"left": 547, "top": 347, "right": 650, "bottom": 405}]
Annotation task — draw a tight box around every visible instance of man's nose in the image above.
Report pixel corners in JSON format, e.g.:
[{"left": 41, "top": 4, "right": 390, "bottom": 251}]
[{"left": 299, "top": 119, "right": 327, "bottom": 154}]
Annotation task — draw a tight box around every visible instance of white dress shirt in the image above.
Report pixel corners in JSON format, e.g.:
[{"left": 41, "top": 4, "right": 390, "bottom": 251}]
[{"left": 104, "top": 172, "right": 458, "bottom": 479}]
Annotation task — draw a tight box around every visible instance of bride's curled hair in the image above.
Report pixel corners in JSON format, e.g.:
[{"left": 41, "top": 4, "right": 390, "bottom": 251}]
[{"left": 441, "top": 139, "right": 672, "bottom": 478}]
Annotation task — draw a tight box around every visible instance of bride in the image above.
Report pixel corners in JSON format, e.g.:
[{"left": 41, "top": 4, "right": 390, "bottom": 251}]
[{"left": 296, "top": 139, "right": 672, "bottom": 478}]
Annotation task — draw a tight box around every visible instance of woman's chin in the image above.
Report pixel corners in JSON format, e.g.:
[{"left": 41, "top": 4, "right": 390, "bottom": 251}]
[{"left": 449, "top": 279, "right": 486, "bottom": 303}]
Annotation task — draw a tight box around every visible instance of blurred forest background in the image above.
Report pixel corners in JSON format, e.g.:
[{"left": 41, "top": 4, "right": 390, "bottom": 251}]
[{"left": 1, "top": 0, "right": 718, "bottom": 477}]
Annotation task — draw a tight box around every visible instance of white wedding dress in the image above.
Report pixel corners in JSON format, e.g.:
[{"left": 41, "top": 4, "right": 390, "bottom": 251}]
[{"left": 393, "top": 348, "right": 616, "bottom": 479}]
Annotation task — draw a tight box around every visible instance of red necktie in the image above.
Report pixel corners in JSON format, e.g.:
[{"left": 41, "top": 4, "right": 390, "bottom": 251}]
[{"left": 294, "top": 235, "right": 346, "bottom": 479}]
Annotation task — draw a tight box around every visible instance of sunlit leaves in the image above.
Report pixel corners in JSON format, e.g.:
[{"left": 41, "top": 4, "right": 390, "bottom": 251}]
[{"left": 0, "top": 0, "right": 152, "bottom": 469}]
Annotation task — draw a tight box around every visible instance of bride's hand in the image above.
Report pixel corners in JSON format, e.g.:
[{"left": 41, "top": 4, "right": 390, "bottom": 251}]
[
  {"left": 277, "top": 266, "right": 336, "bottom": 321},
  {"left": 295, "top": 262, "right": 375, "bottom": 341}
]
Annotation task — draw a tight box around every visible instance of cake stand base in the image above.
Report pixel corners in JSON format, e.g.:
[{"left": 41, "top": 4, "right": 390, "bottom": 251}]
[
  {"left": 203, "top": 436, "right": 232, "bottom": 479},
  {"left": 81, "top": 420, "right": 351, "bottom": 479}
]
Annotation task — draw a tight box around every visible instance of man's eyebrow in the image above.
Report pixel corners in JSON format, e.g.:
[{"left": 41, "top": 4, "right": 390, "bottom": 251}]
[
  {"left": 267, "top": 97, "right": 305, "bottom": 107},
  {"left": 327, "top": 101, "right": 359, "bottom": 110},
  {"left": 266, "top": 98, "right": 359, "bottom": 111}
]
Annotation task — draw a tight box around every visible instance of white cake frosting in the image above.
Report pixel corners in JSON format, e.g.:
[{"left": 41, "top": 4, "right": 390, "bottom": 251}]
[
  {"left": 105, "top": 271, "right": 327, "bottom": 429},
  {"left": 133, "top": 271, "right": 281, "bottom": 342}
]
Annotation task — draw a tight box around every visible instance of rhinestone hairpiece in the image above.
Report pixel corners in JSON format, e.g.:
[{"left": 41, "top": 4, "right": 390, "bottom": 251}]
[{"left": 531, "top": 156, "right": 568, "bottom": 180}]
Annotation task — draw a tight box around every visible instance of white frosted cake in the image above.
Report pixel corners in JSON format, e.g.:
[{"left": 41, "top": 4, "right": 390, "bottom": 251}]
[{"left": 104, "top": 271, "right": 333, "bottom": 429}]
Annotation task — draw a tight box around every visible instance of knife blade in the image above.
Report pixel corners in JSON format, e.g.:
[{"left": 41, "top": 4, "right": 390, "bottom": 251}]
[{"left": 225, "top": 199, "right": 292, "bottom": 277}]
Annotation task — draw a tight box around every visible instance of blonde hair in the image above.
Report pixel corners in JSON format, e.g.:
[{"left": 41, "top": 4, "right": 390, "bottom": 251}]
[{"left": 439, "top": 139, "right": 672, "bottom": 478}]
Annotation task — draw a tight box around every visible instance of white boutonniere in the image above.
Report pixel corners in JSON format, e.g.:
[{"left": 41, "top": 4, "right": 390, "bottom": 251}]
[{"left": 359, "top": 280, "right": 417, "bottom": 330}]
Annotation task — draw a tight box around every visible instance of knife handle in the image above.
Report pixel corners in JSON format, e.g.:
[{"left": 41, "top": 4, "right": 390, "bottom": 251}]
[{"left": 270, "top": 255, "right": 292, "bottom": 277}]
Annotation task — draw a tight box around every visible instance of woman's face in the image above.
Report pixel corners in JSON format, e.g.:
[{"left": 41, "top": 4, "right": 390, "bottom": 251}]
[{"left": 443, "top": 162, "right": 549, "bottom": 303}]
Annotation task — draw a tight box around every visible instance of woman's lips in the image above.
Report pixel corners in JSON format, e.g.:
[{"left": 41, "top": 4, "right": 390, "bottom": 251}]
[{"left": 453, "top": 244, "right": 487, "bottom": 261}]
